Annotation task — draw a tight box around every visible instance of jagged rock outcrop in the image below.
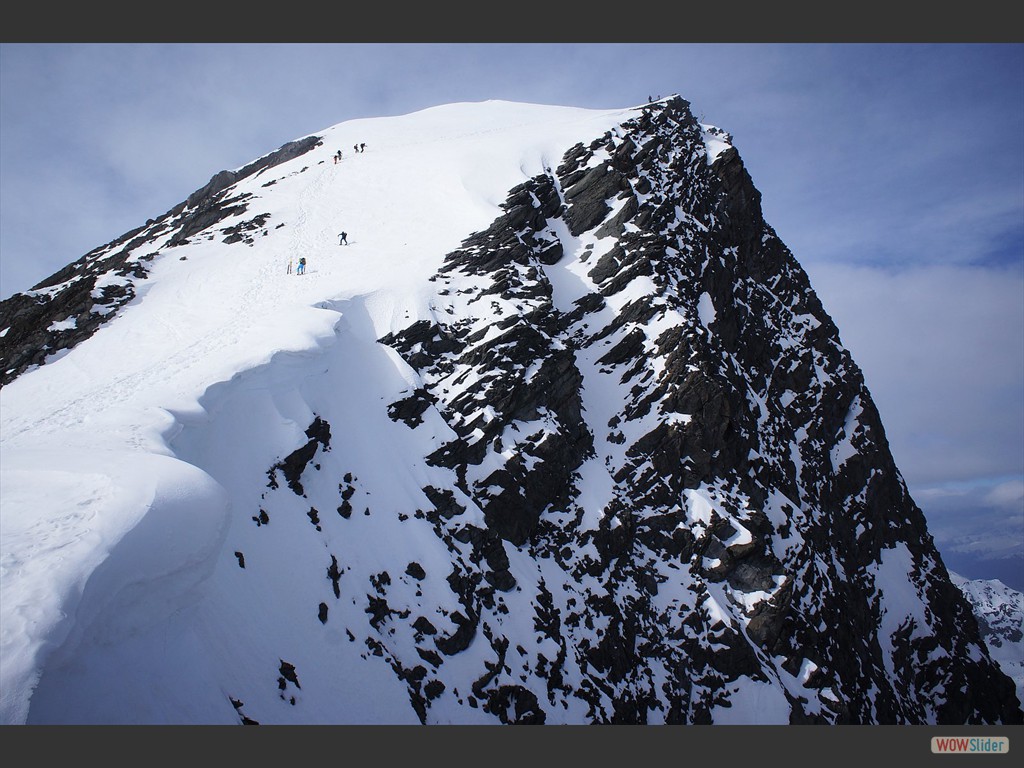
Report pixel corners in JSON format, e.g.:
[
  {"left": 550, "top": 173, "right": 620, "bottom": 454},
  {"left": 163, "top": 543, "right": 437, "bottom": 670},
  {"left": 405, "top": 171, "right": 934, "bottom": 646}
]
[{"left": 372, "top": 97, "right": 1021, "bottom": 723}]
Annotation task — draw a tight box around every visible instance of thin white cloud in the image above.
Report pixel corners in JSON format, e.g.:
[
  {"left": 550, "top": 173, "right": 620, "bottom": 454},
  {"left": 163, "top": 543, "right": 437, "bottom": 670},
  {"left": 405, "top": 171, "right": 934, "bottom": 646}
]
[{"left": 986, "top": 478, "right": 1024, "bottom": 510}]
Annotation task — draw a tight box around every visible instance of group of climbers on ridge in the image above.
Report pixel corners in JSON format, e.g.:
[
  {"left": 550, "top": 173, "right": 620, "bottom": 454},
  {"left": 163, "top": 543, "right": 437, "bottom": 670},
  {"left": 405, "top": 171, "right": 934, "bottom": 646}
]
[{"left": 292, "top": 142, "right": 364, "bottom": 274}]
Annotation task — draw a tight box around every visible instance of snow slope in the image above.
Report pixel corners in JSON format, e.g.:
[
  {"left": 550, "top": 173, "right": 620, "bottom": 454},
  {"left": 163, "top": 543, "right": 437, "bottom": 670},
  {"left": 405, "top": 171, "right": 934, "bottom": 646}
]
[
  {"left": 4, "top": 97, "right": 1019, "bottom": 726},
  {"left": 0, "top": 100, "right": 650, "bottom": 724}
]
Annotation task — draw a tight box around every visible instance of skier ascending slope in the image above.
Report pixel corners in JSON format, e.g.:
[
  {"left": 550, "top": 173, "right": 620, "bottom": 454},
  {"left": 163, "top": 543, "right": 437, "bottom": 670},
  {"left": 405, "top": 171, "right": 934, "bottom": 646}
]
[
  {"left": 296, "top": 257, "right": 306, "bottom": 275},
  {"left": 338, "top": 232, "right": 348, "bottom": 246}
]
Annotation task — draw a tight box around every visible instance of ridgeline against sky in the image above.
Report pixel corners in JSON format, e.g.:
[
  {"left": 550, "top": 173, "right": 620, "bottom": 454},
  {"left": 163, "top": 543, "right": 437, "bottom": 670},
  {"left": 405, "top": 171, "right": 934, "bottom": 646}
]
[{"left": 0, "top": 97, "right": 1020, "bottom": 724}]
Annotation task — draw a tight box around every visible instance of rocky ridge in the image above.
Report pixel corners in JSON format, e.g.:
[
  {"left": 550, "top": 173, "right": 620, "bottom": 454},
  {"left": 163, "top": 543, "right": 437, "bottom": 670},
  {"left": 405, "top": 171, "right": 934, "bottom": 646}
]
[
  {"left": 368, "top": 97, "right": 1020, "bottom": 723},
  {"left": 3, "top": 97, "right": 1019, "bottom": 725},
  {"left": 0, "top": 135, "right": 320, "bottom": 386}
]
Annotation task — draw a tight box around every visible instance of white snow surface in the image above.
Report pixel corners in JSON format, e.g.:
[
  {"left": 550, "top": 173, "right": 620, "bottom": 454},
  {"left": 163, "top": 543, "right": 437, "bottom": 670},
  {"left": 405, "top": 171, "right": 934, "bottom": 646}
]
[
  {"left": 950, "top": 573, "right": 1024, "bottom": 715},
  {"left": 4, "top": 97, "right": 1018, "bottom": 726},
  {"left": 0, "top": 99, "right": 706, "bottom": 724}
]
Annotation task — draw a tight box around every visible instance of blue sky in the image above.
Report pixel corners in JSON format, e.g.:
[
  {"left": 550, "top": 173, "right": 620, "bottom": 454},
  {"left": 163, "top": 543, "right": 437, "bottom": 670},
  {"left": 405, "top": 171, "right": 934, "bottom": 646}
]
[{"left": 1, "top": 43, "right": 1022, "bottom": 588}]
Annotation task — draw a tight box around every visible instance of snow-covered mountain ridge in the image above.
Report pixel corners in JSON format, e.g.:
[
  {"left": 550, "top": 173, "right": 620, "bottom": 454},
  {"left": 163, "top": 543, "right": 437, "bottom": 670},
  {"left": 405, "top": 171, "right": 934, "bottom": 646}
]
[
  {"left": 951, "top": 574, "right": 1024, "bottom": 710},
  {"left": 0, "top": 97, "right": 1020, "bottom": 724}
]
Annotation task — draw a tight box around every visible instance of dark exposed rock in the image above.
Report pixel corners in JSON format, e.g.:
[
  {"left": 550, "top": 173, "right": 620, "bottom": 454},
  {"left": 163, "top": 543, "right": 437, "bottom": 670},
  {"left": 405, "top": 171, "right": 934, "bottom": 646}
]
[
  {"left": 267, "top": 416, "right": 332, "bottom": 496},
  {"left": 307, "top": 507, "right": 321, "bottom": 530},
  {"left": 222, "top": 212, "right": 272, "bottom": 245},
  {"left": 368, "top": 95, "right": 1020, "bottom": 724},
  {"left": 185, "top": 136, "right": 321, "bottom": 211},
  {"left": 405, "top": 562, "right": 426, "bottom": 580},
  {"left": 562, "top": 162, "right": 620, "bottom": 236},
  {"left": 327, "top": 555, "right": 342, "bottom": 598},
  {"left": 434, "top": 610, "right": 477, "bottom": 656},
  {"left": 167, "top": 193, "right": 253, "bottom": 247},
  {"left": 422, "top": 486, "right": 466, "bottom": 520},
  {"left": 366, "top": 596, "right": 393, "bottom": 630},
  {"left": 278, "top": 660, "right": 300, "bottom": 689},
  {"left": 413, "top": 616, "right": 437, "bottom": 636},
  {"left": 487, "top": 685, "right": 546, "bottom": 724},
  {"left": 387, "top": 388, "right": 436, "bottom": 427},
  {"left": 11, "top": 96, "right": 1017, "bottom": 726}
]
